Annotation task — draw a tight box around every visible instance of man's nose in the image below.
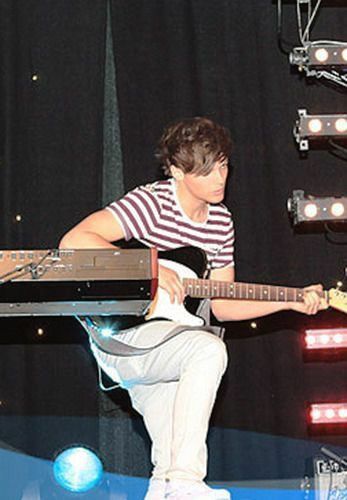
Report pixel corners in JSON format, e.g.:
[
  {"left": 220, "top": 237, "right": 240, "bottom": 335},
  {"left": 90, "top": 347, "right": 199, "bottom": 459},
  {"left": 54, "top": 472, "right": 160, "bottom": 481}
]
[{"left": 215, "top": 169, "right": 225, "bottom": 182}]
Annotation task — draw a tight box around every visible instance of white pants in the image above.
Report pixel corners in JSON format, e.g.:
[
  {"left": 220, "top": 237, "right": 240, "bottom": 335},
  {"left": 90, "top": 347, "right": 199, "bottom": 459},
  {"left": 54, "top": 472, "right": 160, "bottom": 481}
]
[{"left": 91, "top": 321, "right": 228, "bottom": 481}]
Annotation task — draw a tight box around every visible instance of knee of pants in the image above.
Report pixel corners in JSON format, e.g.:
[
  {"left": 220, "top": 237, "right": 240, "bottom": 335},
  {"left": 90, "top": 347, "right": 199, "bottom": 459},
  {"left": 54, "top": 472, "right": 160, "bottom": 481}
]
[{"left": 183, "top": 333, "right": 228, "bottom": 374}]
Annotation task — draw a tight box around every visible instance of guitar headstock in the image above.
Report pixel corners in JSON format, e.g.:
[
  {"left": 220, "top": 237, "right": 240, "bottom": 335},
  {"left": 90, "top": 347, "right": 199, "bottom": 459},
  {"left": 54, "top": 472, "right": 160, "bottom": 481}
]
[{"left": 328, "top": 288, "right": 347, "bottom": 314}]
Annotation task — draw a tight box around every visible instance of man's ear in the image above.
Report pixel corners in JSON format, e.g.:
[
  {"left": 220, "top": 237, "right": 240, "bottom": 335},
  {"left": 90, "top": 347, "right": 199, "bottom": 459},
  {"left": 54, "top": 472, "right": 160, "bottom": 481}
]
[{"left": 170, "top": 165, "right": 184, "bottom": 181}]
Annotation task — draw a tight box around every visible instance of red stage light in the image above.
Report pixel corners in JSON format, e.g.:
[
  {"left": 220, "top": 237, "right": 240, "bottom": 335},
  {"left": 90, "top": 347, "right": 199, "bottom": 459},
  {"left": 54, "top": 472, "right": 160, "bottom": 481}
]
[
  {"left": 309, "top": 403, "right": 347, "bottom": 424},
  {"left": 305, "top": 328, "right": 347, "bottom": 350}
]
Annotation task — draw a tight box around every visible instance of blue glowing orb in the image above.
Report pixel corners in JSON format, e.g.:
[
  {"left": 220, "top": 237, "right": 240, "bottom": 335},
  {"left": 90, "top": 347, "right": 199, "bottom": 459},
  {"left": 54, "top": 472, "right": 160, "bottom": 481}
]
[{"left": 53, "top": 446, "right": 103, "bottom": 493}]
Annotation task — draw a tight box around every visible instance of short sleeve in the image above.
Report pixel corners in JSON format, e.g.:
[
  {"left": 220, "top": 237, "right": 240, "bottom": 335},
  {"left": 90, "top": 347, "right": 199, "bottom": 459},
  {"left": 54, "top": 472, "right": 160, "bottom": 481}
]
[{"left": 105, "top": 185, "right": 161, "bottom": 241}]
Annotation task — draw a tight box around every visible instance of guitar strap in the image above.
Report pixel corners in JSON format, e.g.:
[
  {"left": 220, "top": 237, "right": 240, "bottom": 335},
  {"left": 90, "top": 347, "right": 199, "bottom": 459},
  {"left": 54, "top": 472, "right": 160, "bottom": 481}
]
[{"left": 78, "top": 299, "right": 225, "bottom": 357}]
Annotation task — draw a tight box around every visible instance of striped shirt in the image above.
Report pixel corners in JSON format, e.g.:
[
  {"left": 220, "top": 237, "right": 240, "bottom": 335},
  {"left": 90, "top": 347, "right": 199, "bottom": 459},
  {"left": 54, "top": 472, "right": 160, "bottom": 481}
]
[{"left": 106, "top": 179, "right": 235, "bottom": 270}]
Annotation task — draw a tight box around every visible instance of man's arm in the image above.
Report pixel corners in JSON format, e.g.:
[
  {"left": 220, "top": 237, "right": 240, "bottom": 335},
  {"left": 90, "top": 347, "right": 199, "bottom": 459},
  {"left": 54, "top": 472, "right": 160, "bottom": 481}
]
[
  {"left": 209, "top": 266, "right": 328, "bottom": 321},
  {"left": 59, "top": 209, "right": 125, "bottom": 249},
  {"left": 59, "top": 209, "right": 186, "bottom": 302}
]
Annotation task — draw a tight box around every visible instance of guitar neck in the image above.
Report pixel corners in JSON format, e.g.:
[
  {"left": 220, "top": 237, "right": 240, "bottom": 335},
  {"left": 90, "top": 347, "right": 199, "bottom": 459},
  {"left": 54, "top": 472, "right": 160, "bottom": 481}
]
[{"left": 183, "top": 279, "right": 314, "bottom": 302}]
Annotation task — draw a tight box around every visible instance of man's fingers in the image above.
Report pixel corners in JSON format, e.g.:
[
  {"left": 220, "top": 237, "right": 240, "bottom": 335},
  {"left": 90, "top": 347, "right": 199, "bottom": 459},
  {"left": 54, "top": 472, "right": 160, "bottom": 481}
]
[
  {"left": 303, "top": 290, "right": 321, "bottom": 314},
  {"left": 158, "top": 265, "right": 185, "bottom": 304},
  {"left": 168, "top": 280, "right": 185, "bottom": 304},
  {"left": 289, "top": 282, "right": 328, "bottom": 315}
]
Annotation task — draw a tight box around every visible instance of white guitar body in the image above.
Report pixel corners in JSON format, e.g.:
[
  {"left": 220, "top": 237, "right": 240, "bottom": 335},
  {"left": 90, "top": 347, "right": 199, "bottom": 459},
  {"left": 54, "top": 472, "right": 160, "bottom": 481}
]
[{"left": 146, "top": 259, "right": 205, "bottom": 326}]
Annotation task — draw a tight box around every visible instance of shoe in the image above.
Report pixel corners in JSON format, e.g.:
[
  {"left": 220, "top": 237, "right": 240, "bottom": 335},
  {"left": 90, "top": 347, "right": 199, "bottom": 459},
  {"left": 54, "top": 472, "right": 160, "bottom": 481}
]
[
  {"left": 165, "top": 480, "right": 230, "bottom": 499},
  {"left": 144, "top": 478, "right": 167, "bottom": 500}
]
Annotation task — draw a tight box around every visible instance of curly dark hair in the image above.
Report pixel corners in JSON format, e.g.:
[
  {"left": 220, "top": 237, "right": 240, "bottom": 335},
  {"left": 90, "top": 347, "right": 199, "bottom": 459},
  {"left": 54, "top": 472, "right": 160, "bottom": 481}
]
[{"left": 156, "top": 117, "right": 232, "bottom": 176}]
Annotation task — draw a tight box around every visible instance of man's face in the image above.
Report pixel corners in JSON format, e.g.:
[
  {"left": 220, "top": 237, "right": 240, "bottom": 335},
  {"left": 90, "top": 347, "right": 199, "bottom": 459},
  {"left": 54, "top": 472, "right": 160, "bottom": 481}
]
[{"left": 181, "top": 158, "right": 229, "bottom": 204}]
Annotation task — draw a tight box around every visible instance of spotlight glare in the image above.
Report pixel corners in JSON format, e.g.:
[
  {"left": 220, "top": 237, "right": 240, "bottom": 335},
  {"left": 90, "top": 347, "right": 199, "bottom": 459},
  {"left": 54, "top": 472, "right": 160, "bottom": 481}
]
[
  {"left": 100, "top": 327, "right": 114, "bottom": 337},
  {"left": 306, "top": 335, "right": 316, "bottom": 346},
  {"left": 311, "top": 409, "right": 321, "bottom": 421},
  {"left": 342, "top": 48, "right": 347, "bottom": 62},
  {"left": 308, "top": 118, "right": 323, "bottom": 133},
  {"left": 53, "top": 446, "right": 103, "bottom": 493},
  {"left": 326, "top": 409, "right": 335, "bottom": 419},
  {"left": 320, "top": 335, "right": 330, "bottom": 345},
  {"left": 314, "top": 48, "right": 329, "bottom": 63},
  {"left": 335, "top": 118, "right": 347, "bottom": 133},
  {"left": 333, "top": 334, "right": 343, "bottom": 344},
  {"left": 330, "top": 202, "right": 345, "bottom": 217},
  {"left": 304, "top": 203, "right": 318, "bottom": 218}
]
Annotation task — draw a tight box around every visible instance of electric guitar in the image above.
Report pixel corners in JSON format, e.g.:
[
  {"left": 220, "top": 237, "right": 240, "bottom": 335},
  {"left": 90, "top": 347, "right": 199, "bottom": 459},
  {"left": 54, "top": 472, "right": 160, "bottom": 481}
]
[
  {"left": 87, "top": 246, "right": 347, "bottom": 331},
  {"left": 144, "top": 246, "right": 346, "bottom": 326}
]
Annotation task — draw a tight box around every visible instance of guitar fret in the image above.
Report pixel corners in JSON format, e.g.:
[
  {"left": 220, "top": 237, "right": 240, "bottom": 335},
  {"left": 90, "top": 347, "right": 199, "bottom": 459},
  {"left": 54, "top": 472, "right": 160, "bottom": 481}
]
[{"left": 183, "top": 278, "right": 306, "bottom": 303}]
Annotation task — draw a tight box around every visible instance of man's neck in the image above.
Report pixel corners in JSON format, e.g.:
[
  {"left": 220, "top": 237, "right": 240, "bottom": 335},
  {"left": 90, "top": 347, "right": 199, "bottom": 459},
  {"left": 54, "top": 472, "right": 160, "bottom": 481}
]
[{"left": 175, "top": 181, "right": 208, "bottom": 223}]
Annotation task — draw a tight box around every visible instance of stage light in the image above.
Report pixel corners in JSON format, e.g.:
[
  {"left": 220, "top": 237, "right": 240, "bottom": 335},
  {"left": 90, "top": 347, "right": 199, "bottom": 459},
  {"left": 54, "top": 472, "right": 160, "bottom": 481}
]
[
  {"left": 287, "top": 190, "right": 347, "bottom": 225},
  {"left": 335, "top": 118, "right": 347, "bottom": 133},
  {"left": 290, "top": 43, "right": 347, "bottom": 70},
  {"left": 309, "top": 403, "right": 347, "bottom": 425},
  {"left": 331, "top": 202, "right": 345, "bottom": 218},
  {"left": 303, "top": 202, "right": 318, "bottom": 219},
  {"left": 305, "top": 328, "right": 347, "bottom": 350},
  {"left": 307, "top": 118, "right": 322, "bottom": 134},
  {"left": 314, "top": 48, "right": 328, "bottom": 63},
  {"left": 53, "top": 446, "right": 103, "bottom": 493},
  {"left": 308, "top": 44, "right": 347, "bottom": 68},
  {"left": 294, "top": 109, "right": 347, "bottom": 151}
]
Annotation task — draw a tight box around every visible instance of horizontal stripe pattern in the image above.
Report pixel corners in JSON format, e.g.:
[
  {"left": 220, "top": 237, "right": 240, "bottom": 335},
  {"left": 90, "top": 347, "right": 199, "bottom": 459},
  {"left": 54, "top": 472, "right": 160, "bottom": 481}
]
[{"left": 107, "top": 179, "right": 235, "bottom": 269}]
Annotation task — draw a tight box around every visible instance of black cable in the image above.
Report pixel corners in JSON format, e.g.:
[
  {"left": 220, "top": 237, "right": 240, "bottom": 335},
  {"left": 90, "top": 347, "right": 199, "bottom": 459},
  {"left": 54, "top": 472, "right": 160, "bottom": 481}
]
[
  {"left": 0, "top": 262, "right": 35, "bottom": 283},
  {"left": 324, "top": 224, "right": 347, "bottom": 245},
  {"left": 311, "top": 73, "right": 347, "bottom": 94},
  {"left": 0, "top": 250, "right": 54, "bottom": 285},
  {"left": 329, "top": 139, "right": 347, "bottom": 162}
]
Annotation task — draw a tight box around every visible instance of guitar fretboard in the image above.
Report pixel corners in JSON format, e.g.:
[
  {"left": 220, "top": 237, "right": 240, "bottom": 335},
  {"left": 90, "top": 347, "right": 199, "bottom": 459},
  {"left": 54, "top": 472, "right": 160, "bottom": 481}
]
[{"left": 183, "top": 279, "right": 306, "bottom": 302}]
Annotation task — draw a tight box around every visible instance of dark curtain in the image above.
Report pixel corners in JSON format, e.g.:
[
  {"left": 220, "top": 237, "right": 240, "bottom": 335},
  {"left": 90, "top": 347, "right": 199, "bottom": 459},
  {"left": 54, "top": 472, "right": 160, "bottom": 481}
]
[
  {"left": 0, "top": 0, "right": 107, "bottom": 249},
  {"left": 110, "top": 0, "right": 347, "bottom": 479},
  {"left": 0, "top": 0, "right": 107, "bottom": 477}
]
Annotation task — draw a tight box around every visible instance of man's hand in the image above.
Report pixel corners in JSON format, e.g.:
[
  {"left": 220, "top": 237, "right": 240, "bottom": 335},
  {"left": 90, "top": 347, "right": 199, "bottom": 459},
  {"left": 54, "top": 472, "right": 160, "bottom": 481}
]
[
  {"left": 158, "top": 264, "right": 185, "bottom": 304},
  {"left": 288, "top": 284, "right": 329, "bottom": 315}
]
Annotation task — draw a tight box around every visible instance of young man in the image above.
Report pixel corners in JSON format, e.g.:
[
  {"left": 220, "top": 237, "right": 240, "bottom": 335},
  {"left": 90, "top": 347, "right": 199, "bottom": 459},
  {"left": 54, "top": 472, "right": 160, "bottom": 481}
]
[{"left": 59, "top": 117, "right": 326, "bottom": 499}]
